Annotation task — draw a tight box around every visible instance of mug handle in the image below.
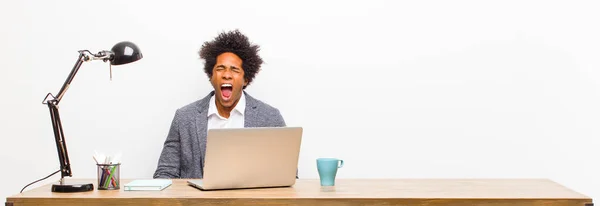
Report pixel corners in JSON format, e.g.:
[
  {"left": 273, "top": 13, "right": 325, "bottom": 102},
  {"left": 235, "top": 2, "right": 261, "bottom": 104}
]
[{"left": 338, "top": 160, "right": 344, "bottom": 168}]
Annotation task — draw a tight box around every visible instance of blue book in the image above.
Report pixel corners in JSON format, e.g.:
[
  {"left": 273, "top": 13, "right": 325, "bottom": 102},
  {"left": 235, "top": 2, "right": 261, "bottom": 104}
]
[{"left": 124, "top": 179, "right": 172, "bottom": 191}]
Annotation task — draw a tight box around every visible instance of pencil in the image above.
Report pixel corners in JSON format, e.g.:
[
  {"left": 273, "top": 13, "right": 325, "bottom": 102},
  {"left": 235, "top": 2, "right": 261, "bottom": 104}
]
[{"left": 105, "top": 165, "right": 117, "bottom": 188}]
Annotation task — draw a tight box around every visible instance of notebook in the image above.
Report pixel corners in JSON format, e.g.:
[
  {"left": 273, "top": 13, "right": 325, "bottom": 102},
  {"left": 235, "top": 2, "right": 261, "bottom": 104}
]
[{"left": 124, "top": 179, "right": 172, "bottom": 191}]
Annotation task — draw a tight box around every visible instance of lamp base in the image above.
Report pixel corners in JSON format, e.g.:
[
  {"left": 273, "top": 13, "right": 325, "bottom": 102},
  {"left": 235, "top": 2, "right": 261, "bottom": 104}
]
[{"left": 51, "top": 182, "right": 94, "bottom": 192}]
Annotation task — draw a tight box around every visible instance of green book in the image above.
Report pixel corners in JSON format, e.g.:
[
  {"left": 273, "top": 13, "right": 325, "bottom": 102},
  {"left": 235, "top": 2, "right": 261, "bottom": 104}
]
[{"left": 124, "top": 179, "right": 172, "bottom": 191}]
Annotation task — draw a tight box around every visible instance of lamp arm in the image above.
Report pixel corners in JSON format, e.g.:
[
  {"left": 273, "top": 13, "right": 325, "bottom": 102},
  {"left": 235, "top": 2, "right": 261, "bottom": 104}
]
[
  {"left": 42, "top": 51, "right": 88, "bottom": 180},
  {"left": 46, "top": 102, "right": 71, "bottom": 180},
  {"left": 42, "top": 50, "right": 114, "bottom": 104}
]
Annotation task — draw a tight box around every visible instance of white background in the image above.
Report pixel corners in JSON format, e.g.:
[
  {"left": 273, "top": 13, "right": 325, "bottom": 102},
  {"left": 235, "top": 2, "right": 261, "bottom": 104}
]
[{"left": 1, "top": 0, "right": 599, "bottom": 201}]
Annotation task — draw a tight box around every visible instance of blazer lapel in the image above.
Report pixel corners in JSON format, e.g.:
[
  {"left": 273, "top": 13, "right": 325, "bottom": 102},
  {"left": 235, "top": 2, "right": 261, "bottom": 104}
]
[
  {"left": 244, "top": 91, "right": 260, "bottom": 128},
  {"left": 195, "top": 91, "right": 213, "bottom": 171}
]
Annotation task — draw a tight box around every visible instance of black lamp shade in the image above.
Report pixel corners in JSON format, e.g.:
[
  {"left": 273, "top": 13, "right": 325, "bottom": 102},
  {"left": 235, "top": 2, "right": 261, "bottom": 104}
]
[{"left": 110, "top": 41, "right": 143, "bottom": 65}]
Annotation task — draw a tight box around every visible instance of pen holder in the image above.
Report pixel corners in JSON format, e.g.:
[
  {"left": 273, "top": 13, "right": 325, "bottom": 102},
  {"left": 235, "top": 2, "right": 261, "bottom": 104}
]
[{"left": 97, "top": 163, "right": 120, "bottom": 190}]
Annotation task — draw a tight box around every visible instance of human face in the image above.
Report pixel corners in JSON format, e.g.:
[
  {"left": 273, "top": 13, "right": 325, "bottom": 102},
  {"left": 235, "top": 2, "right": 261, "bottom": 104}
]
[{"left": 210, "top": 52, "right": 247, "bottom": 116}]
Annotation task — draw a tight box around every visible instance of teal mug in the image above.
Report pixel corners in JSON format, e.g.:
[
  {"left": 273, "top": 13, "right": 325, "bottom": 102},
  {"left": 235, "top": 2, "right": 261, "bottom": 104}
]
[{"left": 317, "top": 158, "right": 344, "bottom": 186}]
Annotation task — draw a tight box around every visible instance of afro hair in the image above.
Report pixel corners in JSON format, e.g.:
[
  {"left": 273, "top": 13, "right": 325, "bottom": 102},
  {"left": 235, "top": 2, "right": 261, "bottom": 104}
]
[{"left": 199, "top": 29, "right": 263, "bottom": 88}]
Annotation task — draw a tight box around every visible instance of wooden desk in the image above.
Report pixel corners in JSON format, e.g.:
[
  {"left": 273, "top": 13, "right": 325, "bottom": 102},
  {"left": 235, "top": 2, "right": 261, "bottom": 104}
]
[{"left": 6, "top": 179, "right": 593, "bottom": 206}]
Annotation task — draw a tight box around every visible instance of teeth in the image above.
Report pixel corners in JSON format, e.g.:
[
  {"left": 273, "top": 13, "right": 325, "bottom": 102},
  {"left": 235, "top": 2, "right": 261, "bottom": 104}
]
[{"left": 221, "top": 83, "right": 232, "bottom": 87}]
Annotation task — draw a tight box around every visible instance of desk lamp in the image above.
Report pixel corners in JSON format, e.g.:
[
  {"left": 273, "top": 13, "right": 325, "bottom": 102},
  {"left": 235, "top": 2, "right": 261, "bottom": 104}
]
[{"left": 41, "top": 41, "right": 143, "bottom": 192}]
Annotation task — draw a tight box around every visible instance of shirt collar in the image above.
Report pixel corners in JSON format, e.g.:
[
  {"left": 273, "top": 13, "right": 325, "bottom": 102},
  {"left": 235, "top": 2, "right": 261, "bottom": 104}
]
[{"left": 207, "top": 91, "right": 246, "bottom": 118}]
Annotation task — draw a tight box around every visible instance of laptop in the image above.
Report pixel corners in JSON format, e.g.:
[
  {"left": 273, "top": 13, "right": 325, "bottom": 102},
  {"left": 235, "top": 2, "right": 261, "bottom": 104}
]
[{"left": 187, "top": 127, "right": 303, "bottom": 190}]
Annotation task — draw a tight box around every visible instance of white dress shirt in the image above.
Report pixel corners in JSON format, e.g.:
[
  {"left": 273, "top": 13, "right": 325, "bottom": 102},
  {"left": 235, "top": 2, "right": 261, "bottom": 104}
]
[{"left": 207, "top": 92, "right": 246, "bottom": 132}]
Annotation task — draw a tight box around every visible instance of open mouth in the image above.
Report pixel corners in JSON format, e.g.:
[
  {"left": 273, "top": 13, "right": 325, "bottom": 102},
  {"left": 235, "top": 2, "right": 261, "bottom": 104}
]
[{"left": 221, "top": 83, "right": 233, "bottom": 100}]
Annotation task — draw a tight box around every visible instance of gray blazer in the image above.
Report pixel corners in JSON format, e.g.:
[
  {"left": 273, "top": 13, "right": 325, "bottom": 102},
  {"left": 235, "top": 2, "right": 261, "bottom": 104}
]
[{"left": 153, "top": 91, "right": 286, "bottom": 179}]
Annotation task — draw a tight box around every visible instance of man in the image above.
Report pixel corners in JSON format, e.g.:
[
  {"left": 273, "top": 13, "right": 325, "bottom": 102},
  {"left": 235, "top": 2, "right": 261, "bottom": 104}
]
[{"left": 153, "top": 29, "right": 286, "bottom": 179}]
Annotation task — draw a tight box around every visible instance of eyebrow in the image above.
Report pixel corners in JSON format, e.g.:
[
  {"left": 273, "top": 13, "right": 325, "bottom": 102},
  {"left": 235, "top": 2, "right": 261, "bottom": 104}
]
[{"left": 215, "top": 64, "right": 240, "bottom": 70}]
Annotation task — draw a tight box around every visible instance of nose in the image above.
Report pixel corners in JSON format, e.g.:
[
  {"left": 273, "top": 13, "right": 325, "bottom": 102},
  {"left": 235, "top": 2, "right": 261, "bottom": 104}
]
[{"left": 221, "top": 69, "right": 232, "bottom": 79}]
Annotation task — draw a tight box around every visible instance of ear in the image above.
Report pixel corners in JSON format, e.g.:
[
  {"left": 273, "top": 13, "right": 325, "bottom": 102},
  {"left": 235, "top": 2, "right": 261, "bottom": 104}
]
[{"left": 244, "top": 78, "right": 248, "bottom": 86}]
